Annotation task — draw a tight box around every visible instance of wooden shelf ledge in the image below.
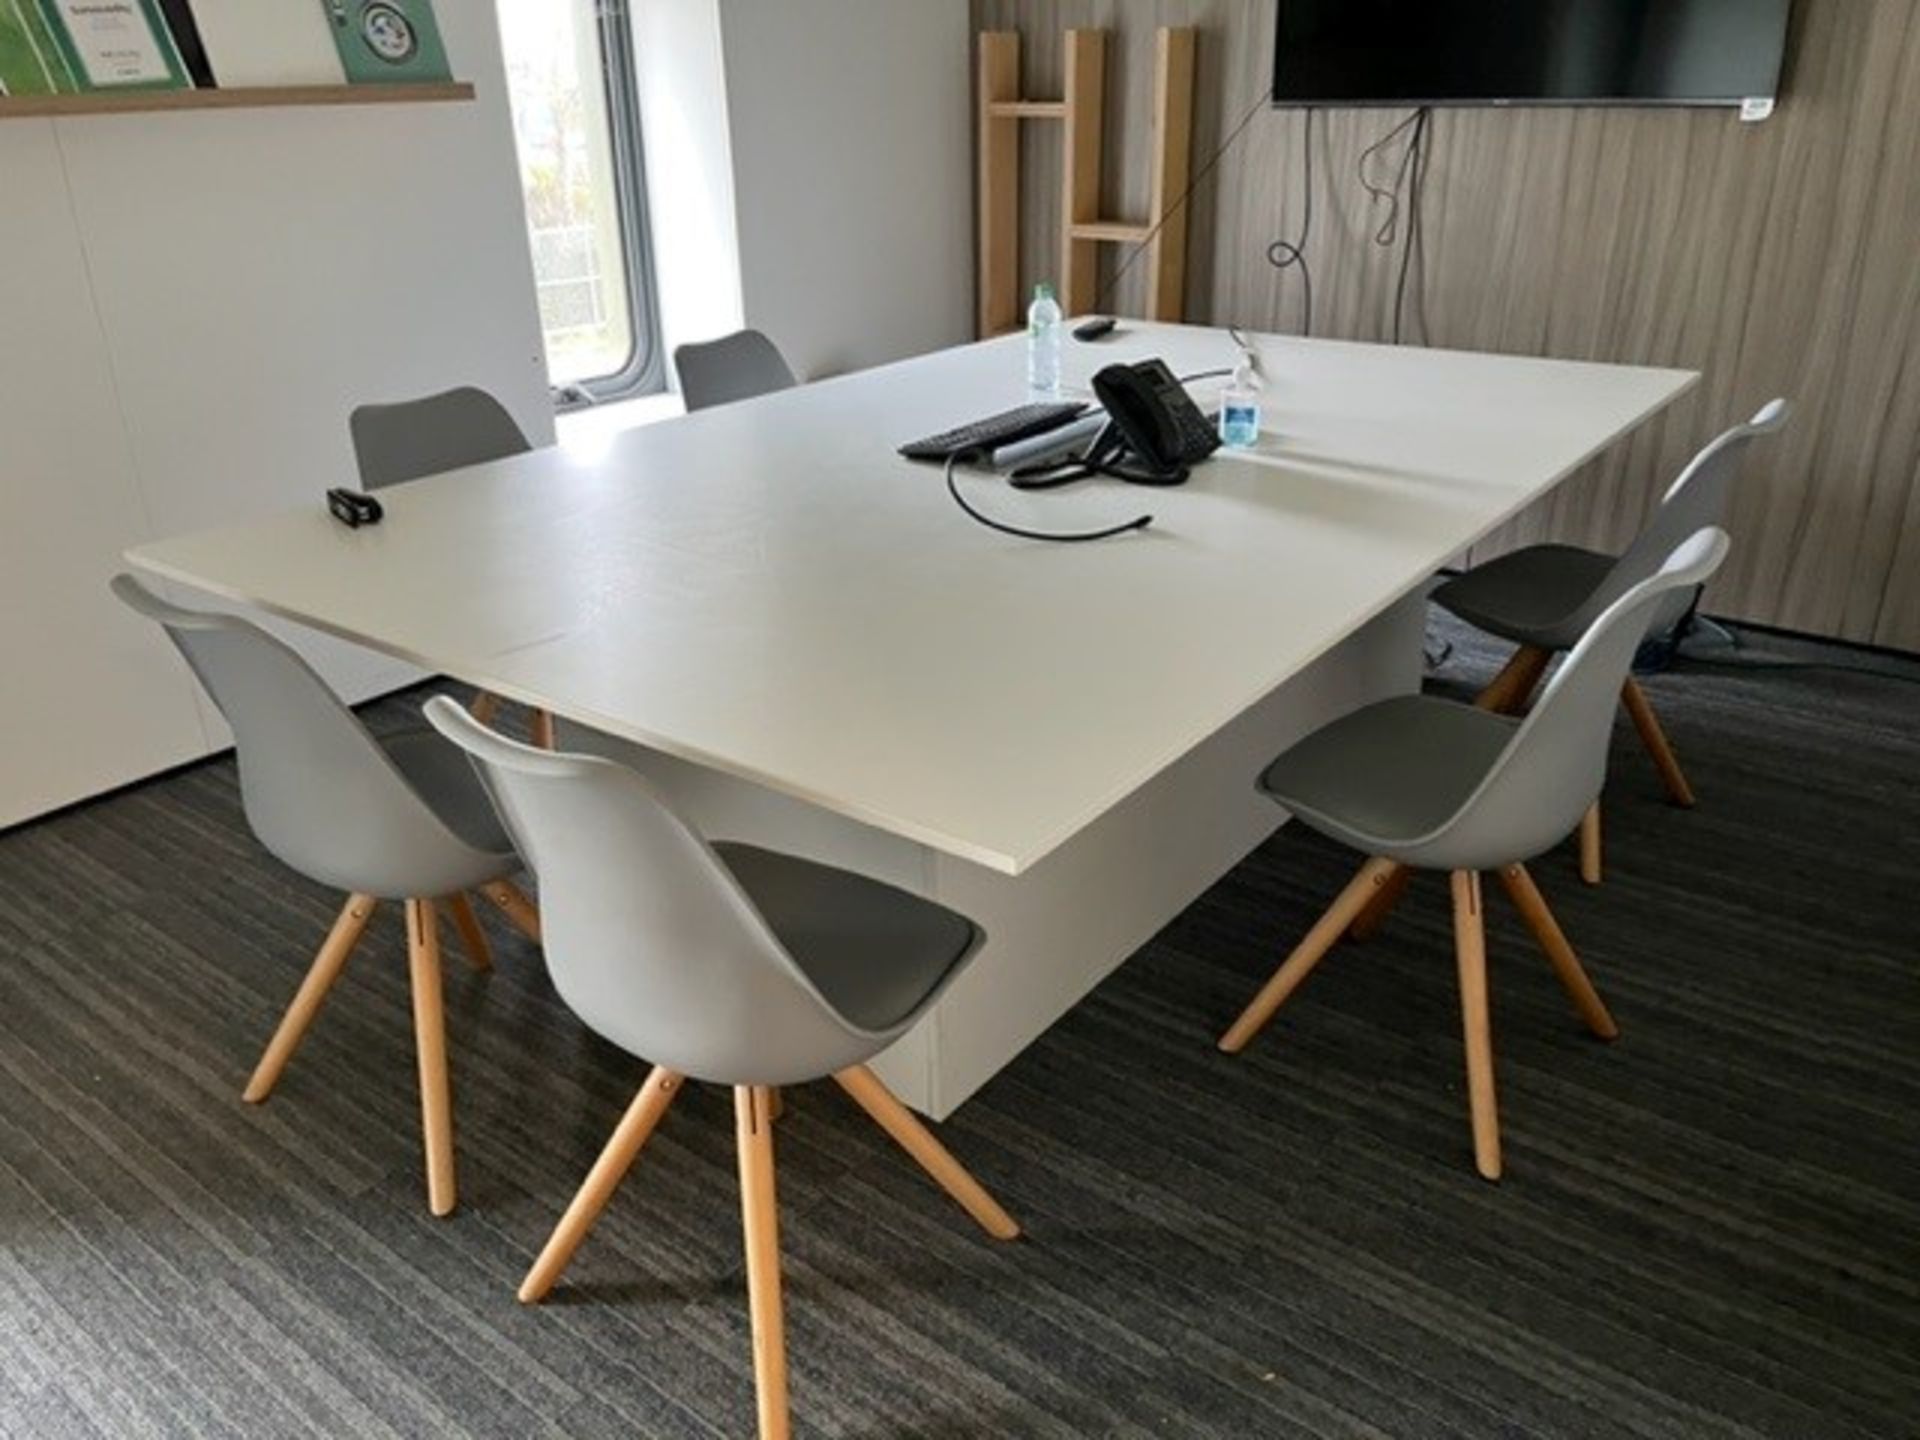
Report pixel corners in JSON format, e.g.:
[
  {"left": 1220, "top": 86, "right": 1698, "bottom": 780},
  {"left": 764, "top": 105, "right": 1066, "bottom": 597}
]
[
  {"left": 987, "top": 100, "right": 1065, "bottom": 120},
  {"left": 1071, "top": 219, "right": 1153, "bottom": 244},
  {"left": 0, "top": 83, "right": 475, "bottom": 120}
]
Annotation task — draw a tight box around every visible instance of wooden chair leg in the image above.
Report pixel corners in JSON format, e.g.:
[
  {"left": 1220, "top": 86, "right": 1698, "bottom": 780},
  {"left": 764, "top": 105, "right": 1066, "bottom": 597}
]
[
  {"left": 833, "top": 1065, "right": 1020, "bottom": 1240},
  {"left": 477, "top": 878, "right": 543, "bottom": 944},
  {"left": 405, "top": 898, "right": 457, "bottom": 1216},
  {"left": 519, "top": 1067, "right": 682, "bottom": 1303},
  {"left": 1474, "top": 644, "right": 1551, "bottom": 714},
  {"left": 1219, "top": 857, "right": 1403, "bottom": 1054},
  {"left": 441, "top": 893, "right": 493, "bottom": 971},
  {"left": 1449, "top": 871, "right": 1502, "bottom": 1181},
  {"left": 1578, "top": 802, "right": 1603, "bottom": 886},
  {"left": 1348, "top": 866, "right": 1414, "bottom": 941},
  {"left": 1620, "top": 678, "right": 1696, "bottom": 807},
  {"left": 469, "top": 691, "right": 501, "bottom": 726},
  {"left": 243, "top": 893, "right": 376, "bottom": 1103},
  {"left": 1494, "top": 864, "right": 1619, "bottom": 1040},
  {"left": 736, "top": 1086, "right": 791, "bottom": 1440},
  {"left": 530, "top": 708, "right": 557, "bottom": 750}
]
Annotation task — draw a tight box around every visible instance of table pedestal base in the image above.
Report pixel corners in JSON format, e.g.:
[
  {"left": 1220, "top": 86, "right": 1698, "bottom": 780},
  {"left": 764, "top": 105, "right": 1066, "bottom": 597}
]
[{"left": 564, "top": 592, "right": 1426, "bottom": 1118}]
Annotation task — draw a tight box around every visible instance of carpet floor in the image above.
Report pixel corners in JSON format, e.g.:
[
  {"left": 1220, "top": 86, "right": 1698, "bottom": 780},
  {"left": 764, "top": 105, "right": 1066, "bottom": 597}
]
[{"left": 1, "top": 615, "right": 1915, "bottom": 1438}]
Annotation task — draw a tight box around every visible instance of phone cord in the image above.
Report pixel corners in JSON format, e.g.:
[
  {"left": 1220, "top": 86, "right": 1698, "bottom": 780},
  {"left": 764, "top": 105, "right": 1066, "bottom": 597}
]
[{"left": 945, "top": 453, "right": 1152, "bottom": 543}]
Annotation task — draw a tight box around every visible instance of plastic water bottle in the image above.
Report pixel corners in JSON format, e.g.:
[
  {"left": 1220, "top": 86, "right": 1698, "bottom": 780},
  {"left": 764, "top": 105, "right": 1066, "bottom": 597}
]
[
  {"left": 1219, "top": 361, "right": 1261, "bottom": 448},
  {"left": 1027, "top": 282, "right": 1062, "bottom": 396}
]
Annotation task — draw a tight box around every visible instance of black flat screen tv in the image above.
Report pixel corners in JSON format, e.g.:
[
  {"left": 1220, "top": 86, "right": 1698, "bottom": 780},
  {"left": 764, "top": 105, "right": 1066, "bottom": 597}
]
[{"left": 1272, "top": 0, "right": 1793, "bottom": 108}]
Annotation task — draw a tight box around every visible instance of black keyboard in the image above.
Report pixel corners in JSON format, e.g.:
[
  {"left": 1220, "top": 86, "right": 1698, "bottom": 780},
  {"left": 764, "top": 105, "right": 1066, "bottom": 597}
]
[{"left": 899, "top": 401, "right": 1089, "bottom": 461}]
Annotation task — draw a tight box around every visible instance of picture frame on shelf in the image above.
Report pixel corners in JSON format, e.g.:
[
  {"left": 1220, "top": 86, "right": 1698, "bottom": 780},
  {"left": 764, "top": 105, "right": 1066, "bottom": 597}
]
[
  {"left": 39, "top": 0, "right": 191, "bottom": 91},
  {"left": 321, "top": 0, "right": 449, "bottom": 85}
]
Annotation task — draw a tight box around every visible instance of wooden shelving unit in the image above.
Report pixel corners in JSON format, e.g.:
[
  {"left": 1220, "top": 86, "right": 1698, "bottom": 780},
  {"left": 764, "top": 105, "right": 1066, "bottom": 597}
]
[
  {"left": 976, "top": 27, "right": 1195, "bottom": 336},
  {"left": 0, "top": 82, "right": 475, "bottom": 120}
]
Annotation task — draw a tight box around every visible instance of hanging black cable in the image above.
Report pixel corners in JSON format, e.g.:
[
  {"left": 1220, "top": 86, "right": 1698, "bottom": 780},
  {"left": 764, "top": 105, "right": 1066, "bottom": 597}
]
[
  {"left": 1264, "top": 107, "right": 1315, "bottom": 335},
  {"left": 1389, "top": 107, "right": 1432, "bottom": 346},
  {"left": 1357, "top": 108, "right": 1424, "bottom": 246},
  {"left": 1352, "top": 106, "right": 1433, "bottom": 346}
]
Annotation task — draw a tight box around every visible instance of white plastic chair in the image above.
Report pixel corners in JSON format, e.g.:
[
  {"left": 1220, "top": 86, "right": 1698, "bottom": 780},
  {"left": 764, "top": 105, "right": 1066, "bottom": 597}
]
[
  {"left": 112, "top": 574, "right": 543, "bottom": 1216},
  {"left": 1220, "top": 530, "right": 1731, "bottom": 1181},
  {"left": 1433, "top": 400, "right": 1788, "bottom": 883},
  {"left": 424, "top": 696, "right": 1019, "bottom": 1439}
]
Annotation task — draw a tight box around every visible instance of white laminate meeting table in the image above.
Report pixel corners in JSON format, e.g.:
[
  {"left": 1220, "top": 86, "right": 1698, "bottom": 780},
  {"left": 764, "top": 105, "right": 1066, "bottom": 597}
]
[{"left": 130, "top": 321, "right": 1696, "bottom": 1117}]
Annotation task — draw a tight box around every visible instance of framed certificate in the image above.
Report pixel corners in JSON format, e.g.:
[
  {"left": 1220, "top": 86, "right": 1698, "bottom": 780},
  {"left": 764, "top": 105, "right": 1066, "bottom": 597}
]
[{"left": 40, "top": 0, "right": 190, "bottom": 90}]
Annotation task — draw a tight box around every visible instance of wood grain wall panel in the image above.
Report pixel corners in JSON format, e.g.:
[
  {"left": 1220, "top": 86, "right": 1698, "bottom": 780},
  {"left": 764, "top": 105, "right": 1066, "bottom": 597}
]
[{"left": 973, "top": 0, "right": 1920, "bottom": 650}]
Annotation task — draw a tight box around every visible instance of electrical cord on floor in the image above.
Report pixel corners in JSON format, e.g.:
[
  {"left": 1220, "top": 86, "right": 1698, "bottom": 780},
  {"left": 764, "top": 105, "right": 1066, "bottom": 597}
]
[{"left": 1676, "top": 617, "right": 1920, "bottom": 686}]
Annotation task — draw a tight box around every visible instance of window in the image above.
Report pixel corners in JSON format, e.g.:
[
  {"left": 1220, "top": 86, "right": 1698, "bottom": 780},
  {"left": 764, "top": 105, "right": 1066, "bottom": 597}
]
[{"left": 497, "top": 0, "right": 661, "bottom": 404}]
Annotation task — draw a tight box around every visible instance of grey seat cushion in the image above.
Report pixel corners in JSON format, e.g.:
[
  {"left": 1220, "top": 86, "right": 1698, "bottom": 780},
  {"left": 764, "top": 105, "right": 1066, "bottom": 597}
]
[
  {"left": 1432, "top": 544, "right": 1616, "bottom": 651},
  {"left": 714, "top": 842, "right": 979, "bottom": 1033},
  {"left": 382, "top": 728, "right": 513, "bottom": 857},
  {"left": 1260, "top": 696, "right": 1519, "bottom": 857}
]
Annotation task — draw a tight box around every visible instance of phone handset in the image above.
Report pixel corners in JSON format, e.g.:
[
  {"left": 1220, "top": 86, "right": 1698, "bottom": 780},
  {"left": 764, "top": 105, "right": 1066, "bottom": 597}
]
[{"left": 1088, "top": 361, "right": 1193, "bottom": 482}]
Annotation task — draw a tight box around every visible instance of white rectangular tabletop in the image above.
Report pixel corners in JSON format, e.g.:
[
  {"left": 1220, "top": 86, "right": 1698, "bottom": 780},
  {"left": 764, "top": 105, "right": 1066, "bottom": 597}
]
[{"left": 129, "top": 323, "right": 1695, "bottom": 875}]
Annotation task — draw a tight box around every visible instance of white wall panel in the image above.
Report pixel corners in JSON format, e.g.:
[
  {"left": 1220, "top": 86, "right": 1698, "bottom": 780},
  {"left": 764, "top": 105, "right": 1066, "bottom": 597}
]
[
  {"left": 1, "top": 0, "right": 554, "bottom": 821},
  {"left": 0, "top": 123, "right": 210, "bottom": 826},
  {"left": 717, "top": 0, "right": 974, "bottom": 380}
]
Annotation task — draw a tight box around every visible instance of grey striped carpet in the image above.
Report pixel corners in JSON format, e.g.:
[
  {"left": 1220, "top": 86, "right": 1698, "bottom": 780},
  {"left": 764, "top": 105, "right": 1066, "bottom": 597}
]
[{"left": 1, "top": 616, "right": 1916, "bottom": 1438}]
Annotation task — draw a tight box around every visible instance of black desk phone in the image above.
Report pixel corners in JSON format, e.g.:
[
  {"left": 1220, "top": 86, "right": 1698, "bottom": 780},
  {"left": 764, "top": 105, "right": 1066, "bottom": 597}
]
[
  {"left": 1087, "top": 358, "right": 1220, "bottom": 482},
  {"left": 1013, "top": 358, "right": 1219, "bottom": 491},
  {"left": 945, "top": 355, "right": 1220, "bottom": 544}
]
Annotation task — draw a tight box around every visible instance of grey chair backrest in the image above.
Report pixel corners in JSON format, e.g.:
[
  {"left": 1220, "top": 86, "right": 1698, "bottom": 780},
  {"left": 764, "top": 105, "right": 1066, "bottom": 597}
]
[
  {"left": 111, "top": 574, "right": 504, "bottom": 899},
  {"left": 349, "top": 386, "right": 532, "bottom": 491},
  {"left": 1567, "top": 399, "right": 1787, "bottom": 638},
  {"left": 1410, "top": 528, "right": 1731, "bottom": 872},
  {"left": 673, "top": 329, "right": 797, "bottom": 413},
  {"left": 423, "top": 696, "right": 890, "bottom": 1086}
]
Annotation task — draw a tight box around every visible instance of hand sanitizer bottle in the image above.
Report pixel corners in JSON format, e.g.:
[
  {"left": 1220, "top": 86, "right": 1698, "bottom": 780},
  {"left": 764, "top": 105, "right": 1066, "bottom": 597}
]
[
  {"left": 1219, "top": 361, "right": 1261, "bottom": 447},
  {"left": 1027, "top": 282, "right": 1062, "bottom": 397}
]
